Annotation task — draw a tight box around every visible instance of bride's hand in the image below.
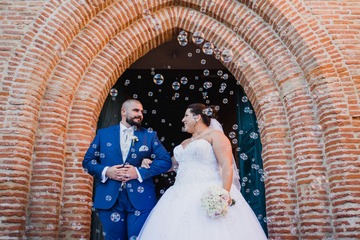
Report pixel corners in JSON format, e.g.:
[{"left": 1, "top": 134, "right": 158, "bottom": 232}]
[
  {"left": 141, "top": 158, "right": 153, "bottom": 169},
  {"left": 227, "top": 193, "right": 236, "bottom": 206}
]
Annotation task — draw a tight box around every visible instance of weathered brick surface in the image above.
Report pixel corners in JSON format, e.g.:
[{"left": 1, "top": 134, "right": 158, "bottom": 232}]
[{"left": 0, "top": 0, "right": 359, "bottom": 239}]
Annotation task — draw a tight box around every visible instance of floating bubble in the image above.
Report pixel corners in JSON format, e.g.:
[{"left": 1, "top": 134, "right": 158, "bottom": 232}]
[
  {"left": 192, "top": 31, "right": 205, "bottom": 44},
  {"left": 202, "top": 92, "right": 208, "bottom": 99},
  {"left": 242, "top": 96, "right": 248, "bottom": 102},
  {"left": 240, "top": 153, "right": 248, "bottom": 160},
  {"left": 180, "top": 77, "right": 188, "bottom": 84},
  {"left": 221, "top": 73, "right": 229, "bottom": 80},
  {"left": 253, "top": 189, "right": 260, "bottom": 196},
  {"left": 137, "top": 186, "right": 144, "bottom": 193},
  {"left": 203, "top": 69, "right": 210, "bottom": 76},
  {"left": 221, "top": 49, "right": 233, "bottom": 63},
  {"left": 177, "top": 30, "right": 187, "bottom": 41},
  {"left": 105, "top": 195, "right": 112, "bottom": 201},
  {"left": 217, "top": 70, "right": 223, "bottom": 76},
  {"left": 220, "top": 83, "right": 227, "bottom": 90},
  {"left": 142, "top": 9, "right": 151, "bottom": 19},
  {"left": 229, "top": 131, "right": 236, "bottom": 138},
  {"left": 202, "top": 107, "right": 213, "bottom": 116},
  {"left": 110, "top": 212, "right": 121, "bottom": 222},
  {"left": 151, "top": 17, "right": 161, "bottom": 30},
  {"left": 202, "top": 42, "right": 214, "bottom": 55},
  {"left": 238, "top": 57, "right": 248, "bottom": 68},
  {"left": 222, "top": 98, "right": 228, "bottom": 104},
  {"left": 153, "top": 74, "right": 164, "bottom": 85},
  {"left": 124, "top": 79, "right": 130, "bottom": 86},
  {"left": 200, "top": 59, "right": 206, "bottom": 65},
  {"left": 203, "top": 81, "right": 212, "bottom": 89},
  {"left": 250, "top": 132, "right": 259, "bottom": 139},
  {"left": 172, "top": 81, "right": 180, "bottom": 90},
  {"left": 187, "top": 52, "right": 192, "bottom": 57},
  {"left": 178, "top": 38, "right": 188, "bottom": 46},
  {"left": 110, "top": 88, "right": 118, "bottom": 101}
]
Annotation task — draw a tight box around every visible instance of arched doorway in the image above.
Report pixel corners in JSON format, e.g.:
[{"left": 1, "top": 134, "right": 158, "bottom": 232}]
[{"left": 91, "top": 37, "right": 267, "bottom": 239}]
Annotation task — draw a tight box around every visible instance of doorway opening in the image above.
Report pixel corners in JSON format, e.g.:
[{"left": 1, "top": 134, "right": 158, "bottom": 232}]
[{"left": 91, "top": 37, "right": 267, "bottom": 239}]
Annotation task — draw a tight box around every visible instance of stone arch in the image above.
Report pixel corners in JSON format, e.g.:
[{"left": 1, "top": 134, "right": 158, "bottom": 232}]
[{"left": 2, "top": 1, "right": 357, "bottom": 239}]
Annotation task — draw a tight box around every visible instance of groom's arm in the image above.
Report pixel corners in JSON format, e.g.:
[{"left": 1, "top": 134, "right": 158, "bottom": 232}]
[{"left": 137, "top": 131, "right": 171, "bottom": 180}]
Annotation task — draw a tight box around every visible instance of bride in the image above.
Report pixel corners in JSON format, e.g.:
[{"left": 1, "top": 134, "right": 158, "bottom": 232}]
[{"left": 137, "top": 103, "right": 267, "bottom": 239}]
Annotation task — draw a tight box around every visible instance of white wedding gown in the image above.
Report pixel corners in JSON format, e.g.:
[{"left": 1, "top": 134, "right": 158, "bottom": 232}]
[{"left": 138, "top": 139, "right": 268, "bottom": 240}]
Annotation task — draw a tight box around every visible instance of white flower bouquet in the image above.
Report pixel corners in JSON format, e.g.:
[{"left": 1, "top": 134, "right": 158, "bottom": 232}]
[{"left": 200, "top": 186, "right": 235, "bottom": 219}]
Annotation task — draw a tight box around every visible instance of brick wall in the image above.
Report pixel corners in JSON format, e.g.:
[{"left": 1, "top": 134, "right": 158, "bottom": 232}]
[{"left": 0, "top": 0, "right": 359, "bottom": 239}]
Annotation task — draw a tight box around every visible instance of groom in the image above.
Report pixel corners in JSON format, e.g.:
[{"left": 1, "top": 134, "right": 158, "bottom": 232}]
[{"left": 83, "top": 99, "right": 172, "bottom": 239}]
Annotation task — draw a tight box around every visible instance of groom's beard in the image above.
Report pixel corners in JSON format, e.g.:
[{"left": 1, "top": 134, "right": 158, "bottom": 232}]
[{"left": 127, "top": 116, "right": 142, "bottom": 128}]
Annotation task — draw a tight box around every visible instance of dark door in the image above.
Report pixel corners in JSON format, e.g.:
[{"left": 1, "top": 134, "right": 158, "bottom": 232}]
[{"left": 235, "top": 87, "right": 268, "bottom": 235}]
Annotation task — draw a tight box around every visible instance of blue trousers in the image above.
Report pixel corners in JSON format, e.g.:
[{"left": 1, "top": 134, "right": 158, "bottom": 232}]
[{"left": 97, "top": 188, "right": 151, "bottom": 240}]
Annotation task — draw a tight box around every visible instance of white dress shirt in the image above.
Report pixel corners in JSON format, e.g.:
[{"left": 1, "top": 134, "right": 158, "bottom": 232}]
[{"left": 101, "top": 123, "right": 143, "bottom": 183}]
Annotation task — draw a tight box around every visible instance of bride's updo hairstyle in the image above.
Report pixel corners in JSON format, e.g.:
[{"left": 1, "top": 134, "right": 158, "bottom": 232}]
[{"left": 187, "top": 103, "right": 219, "bottom": 127}]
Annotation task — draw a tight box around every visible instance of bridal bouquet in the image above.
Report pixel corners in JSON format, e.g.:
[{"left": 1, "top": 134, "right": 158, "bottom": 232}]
[{"left": 200, "top": 186, "right": 235, "bottom": 219}]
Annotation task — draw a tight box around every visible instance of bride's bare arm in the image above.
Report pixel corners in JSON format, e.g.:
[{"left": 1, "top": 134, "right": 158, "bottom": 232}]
[
  {"left": 211, "top": 131, "right": 233, "bottom": 193},
  {"left": 168, "top": 156, "right": 179, "bottom": 172}
]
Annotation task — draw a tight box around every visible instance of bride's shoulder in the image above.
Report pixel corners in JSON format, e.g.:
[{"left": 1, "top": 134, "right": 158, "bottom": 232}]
[
  {"left": 179, "top": 138, "right": 192, "bottom": 148},
  {"left": 209, "top": 128, "right": 224, "bottom": 137},
  {"left": 181, "top": 138, "right": 191, "bottom": 145}
]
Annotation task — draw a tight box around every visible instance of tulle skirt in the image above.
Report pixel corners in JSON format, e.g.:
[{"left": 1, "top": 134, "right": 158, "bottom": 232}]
[{"left": 138, "top": 181, "right": 267, "bottom": 240}]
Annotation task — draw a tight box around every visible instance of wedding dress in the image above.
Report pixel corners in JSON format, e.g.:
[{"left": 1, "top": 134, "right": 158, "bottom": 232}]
[{"left": 138, "top": 139, "right": 267, "bottom": 239}]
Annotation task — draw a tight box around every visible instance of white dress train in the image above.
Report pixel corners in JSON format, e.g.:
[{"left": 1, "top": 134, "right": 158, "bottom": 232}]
[{"left": 138, "top": 139, "right": 268, "bottom": 240}]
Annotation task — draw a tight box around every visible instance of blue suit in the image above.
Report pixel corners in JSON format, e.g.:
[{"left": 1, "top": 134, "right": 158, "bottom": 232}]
[{"left": 83, "top": 124, "right": 171, "bottom": 239}]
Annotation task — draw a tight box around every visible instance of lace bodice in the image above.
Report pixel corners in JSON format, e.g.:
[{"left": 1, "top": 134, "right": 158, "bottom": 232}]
[{"left": 173, "top": 139, "right": 221, "bottom": 185}]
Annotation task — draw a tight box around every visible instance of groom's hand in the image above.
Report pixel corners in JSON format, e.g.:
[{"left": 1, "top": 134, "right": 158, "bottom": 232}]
[
  {"left": 106, "top": 164, "right": 125, "bottom": 181},
  {"left": 141, "top": 158, "right": 153, "bottom": 169},
  {"left": 119, "top": 164, "right": 138, "bottom": 182}
]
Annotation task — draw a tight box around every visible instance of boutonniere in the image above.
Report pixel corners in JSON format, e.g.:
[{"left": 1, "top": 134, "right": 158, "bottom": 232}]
[{"left": 131, "top": 136, "right": 138, "bottom": 146}]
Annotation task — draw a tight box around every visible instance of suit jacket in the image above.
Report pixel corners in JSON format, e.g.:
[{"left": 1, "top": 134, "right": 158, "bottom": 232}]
[{"left": 83, "top": 124, "right": 172, "bottom": 210}]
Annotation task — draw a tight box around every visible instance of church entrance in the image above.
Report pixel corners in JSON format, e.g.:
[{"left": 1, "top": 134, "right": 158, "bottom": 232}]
[{"left": 90, "top": 37, "right": 267, "bottom": 239}]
